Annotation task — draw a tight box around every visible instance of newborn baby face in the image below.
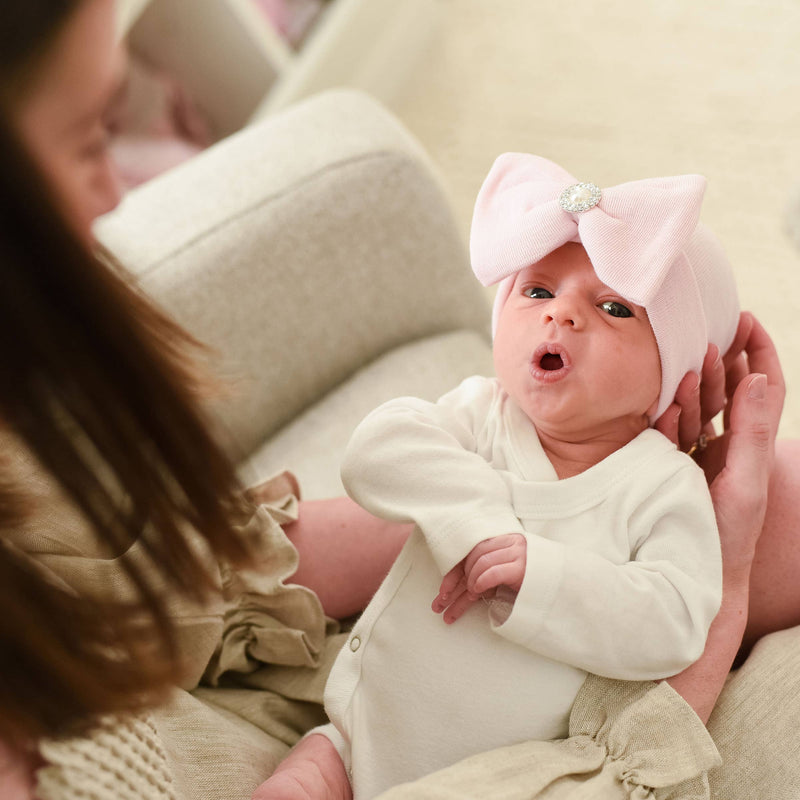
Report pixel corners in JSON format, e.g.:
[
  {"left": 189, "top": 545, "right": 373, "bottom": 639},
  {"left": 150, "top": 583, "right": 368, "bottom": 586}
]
[{"left": 492, "top": 243, "right": 661, "bottom": 446}]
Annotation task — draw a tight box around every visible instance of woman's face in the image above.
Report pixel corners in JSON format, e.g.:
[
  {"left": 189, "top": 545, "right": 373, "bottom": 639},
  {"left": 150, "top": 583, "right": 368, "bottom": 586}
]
[{"left": 14, "top": 0, "right": 126, "bottom": 242}]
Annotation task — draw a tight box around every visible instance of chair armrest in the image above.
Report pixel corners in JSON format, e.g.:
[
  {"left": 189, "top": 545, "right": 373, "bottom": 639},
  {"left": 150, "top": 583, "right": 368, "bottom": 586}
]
[{"left": 95, "top": 89, "right": 490, "bottom": 458}]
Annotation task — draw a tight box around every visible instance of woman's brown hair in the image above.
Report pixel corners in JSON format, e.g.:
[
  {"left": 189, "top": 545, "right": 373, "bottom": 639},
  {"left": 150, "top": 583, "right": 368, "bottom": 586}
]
[{"left": 0, "top": 1, "right": 253, "bottom": 747}]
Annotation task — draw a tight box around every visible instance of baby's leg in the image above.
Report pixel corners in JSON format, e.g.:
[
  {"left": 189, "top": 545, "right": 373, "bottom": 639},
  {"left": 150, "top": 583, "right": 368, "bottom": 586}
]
[
  {"left": 251, "top": 734, "right": 351, "bottom": 800},
  {"left": 285, "top": 497, "right": 411, "bottom": 619},
  {"left": 743, "top": 440, "right": 800, "bottom": 653}
]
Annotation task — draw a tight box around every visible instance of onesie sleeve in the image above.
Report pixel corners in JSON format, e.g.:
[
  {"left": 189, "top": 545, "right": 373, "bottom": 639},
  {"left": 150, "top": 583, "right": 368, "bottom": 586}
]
[
  {"left": 492, "top": 462, "right": 722, "bottom": 680},
  {"left": 341, "top": 377, "right": 525, "bottom": 574}
]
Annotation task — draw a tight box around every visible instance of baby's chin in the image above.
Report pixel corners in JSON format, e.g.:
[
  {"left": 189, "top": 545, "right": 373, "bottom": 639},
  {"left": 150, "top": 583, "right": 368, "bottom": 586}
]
[
  {"left": 529, "top": 412, "right": 652, "bottom": 448},
  {"left": 501, "top": 376, "right": 653, "bottom": 446}
]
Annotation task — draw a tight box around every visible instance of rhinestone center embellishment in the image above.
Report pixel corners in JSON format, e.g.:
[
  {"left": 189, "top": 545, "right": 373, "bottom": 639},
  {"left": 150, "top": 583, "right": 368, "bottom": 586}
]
[{"left": 559, "top": 182, "right": 602, "bottom": 213}]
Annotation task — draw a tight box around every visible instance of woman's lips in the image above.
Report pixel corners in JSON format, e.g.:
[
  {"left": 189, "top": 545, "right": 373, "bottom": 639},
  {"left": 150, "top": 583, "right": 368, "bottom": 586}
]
[{"left": 530, "top": 342, "right": 572, "bottom": 382}]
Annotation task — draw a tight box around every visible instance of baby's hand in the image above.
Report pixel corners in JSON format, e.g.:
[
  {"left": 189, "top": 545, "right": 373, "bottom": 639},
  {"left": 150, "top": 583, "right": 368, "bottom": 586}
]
[
  {"left": 432, "top": 562, "right": 479, "bottom": 624},
  {"left": 432, "top": 534, "right": 527, "bottom": 624},
  {"left": 462, "top": 534, "right": 526, "bottom": 595}
]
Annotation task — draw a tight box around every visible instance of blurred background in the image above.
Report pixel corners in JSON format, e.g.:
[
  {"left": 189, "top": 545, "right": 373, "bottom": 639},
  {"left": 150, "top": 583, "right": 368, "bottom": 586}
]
[{"left": 116, "top": 0, "right": 800, "bottom": 435}]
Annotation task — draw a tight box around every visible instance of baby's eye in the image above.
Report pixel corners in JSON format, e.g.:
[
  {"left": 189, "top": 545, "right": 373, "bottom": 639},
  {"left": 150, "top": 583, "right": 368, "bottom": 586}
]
[
  {"left": 600, "top": 301, "right": 633, "bottom": 318},
  {"left": 522, "top": 287, "right": 553, "bottom": 299}
]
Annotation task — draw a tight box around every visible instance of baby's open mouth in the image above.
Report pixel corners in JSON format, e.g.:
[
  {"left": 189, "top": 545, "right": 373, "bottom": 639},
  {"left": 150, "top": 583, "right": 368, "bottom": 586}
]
[
  {"left": 533, "top": 343, "right": 570, "bottom": 375},
  {"left": 540, "top": 353, "right": 564, "bottom": 371}
]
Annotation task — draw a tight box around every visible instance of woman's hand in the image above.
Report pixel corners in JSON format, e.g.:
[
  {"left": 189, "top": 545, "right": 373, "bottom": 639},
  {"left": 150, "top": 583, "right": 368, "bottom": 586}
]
[
  {"left": 664, "top": 312, "right": 785, "bottom": 722},
  {"left": 660, "top": 311, "right": 784, "bottom": 590},
  {"left": 655, "top": 312, "right": 784, "bottom": 486},
  {"left": 654, "top": 340, "right": 727, "bottom": 457},
  {"left": 705, "top": 314, "right": 784, "bottom": 573}
]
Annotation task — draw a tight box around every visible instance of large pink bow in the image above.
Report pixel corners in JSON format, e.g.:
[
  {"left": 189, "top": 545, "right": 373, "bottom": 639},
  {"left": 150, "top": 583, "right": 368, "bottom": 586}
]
[{"left": 470, "top": 153, "right": 706, "bottom": 306}]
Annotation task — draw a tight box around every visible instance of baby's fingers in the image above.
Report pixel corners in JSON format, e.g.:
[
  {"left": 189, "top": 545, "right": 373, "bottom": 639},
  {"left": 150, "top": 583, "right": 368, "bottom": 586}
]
[
  {"left": 465, "top": 536, "right": 527, "bottom": 594},
  {"left": 432, "top": 564, "right": 467, "bottom": 613},
  {"left": 441, "top": 590, "right": 480, "bottom": 625},
  {"left": 471, "top": 561, "right": 526, "bottom": 596}
]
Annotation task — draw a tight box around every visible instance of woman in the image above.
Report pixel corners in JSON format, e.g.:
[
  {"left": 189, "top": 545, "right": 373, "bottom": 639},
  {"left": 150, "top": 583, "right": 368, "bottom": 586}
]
[
  {"left": 0, "top": 1, "right": 792, "bottom": 798},
  {"left": 0, "top": 0, "right": 400, "bottom": 792}
]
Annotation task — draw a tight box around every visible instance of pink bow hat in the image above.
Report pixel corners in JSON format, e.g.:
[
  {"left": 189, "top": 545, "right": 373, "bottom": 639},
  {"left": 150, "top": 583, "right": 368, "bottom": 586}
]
[{"left": 470, "top": 153, "right": 740, "bottom": 421}]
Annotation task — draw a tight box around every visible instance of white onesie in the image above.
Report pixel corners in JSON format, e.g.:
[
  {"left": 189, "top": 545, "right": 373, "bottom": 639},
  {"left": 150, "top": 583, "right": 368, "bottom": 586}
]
[{"left": 315, "top": 376, "right": 722, "bottom": 799}]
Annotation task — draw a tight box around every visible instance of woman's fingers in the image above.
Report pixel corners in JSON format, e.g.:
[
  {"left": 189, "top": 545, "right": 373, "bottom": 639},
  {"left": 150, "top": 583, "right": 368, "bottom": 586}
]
[
  {"left": 722, "top": 312, "right": 785, "bottom": 431},
  {"left": 699, "top": 344, "right": 726, "bottom": 426},
  {"left": 710, "top": 373, "right": 774, "bottom": 577},
  {"left": 655, "top": 345, "right": 725, "bottom": 452},
  {"left": 653, "top": 401, "right": 681, "bottom": 445},
  {"left": 709, "top": 315, "right": 785, "bottom": 570},
  {"left": 654, "top": 313, "right": 781, "bottom": 458},
  {"left": 672, "top": 371, "right": 702, "bottom": 450},
  {"left": 740, "top": 313, "right": 786, "bottom": 410},
  {"left": 722, "top": 374, "right": 774, "bottom": 480}
]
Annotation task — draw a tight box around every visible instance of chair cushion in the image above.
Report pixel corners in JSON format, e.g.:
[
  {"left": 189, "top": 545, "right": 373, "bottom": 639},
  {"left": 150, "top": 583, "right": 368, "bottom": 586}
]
[{"left": 243, "top": 330, "right": 493, "bottom": 499}]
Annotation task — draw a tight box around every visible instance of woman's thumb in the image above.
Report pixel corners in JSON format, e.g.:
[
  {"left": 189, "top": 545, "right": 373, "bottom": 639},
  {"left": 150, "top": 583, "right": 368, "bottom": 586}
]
[{"left": 726, "top": 373, "right": 773, "bottom": 480}]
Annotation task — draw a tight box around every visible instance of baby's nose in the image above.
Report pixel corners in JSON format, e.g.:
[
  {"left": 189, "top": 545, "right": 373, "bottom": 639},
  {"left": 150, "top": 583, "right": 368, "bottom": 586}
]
[{"left": 542, "top": 295, "right": 583, "bottom": 327}]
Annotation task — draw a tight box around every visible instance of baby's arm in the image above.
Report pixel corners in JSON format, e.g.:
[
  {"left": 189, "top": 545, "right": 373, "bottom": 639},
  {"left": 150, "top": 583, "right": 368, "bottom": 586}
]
[
  {"left": 342, "top": 378, "right": 525, "bottom": 575},
  {"left": 251, "top": 734, "right": 351, "bottom": 800},
  {"left": 432, "top": 533, "right": 527, "bottom": 623},
  {"left": 488, "top": 465, "right": 722, "bottom": 680}
]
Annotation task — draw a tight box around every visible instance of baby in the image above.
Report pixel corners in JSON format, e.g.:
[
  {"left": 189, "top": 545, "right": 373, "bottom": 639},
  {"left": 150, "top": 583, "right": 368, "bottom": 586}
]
[{"left": 266, "top": 154, "right": 740, "bottom": 800}]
